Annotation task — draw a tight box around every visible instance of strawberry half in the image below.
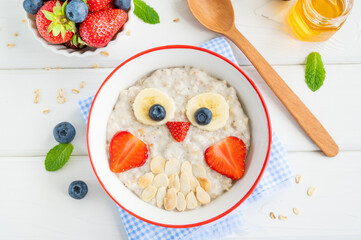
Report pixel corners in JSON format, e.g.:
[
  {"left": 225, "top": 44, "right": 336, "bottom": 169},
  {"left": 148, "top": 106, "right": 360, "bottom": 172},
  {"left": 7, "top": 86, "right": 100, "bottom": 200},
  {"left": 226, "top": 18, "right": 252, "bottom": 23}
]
[
  {"left": 109, "top": 131, "right": 148, "bottom": 173},
  {"left": 36, "top": 0, "right": 75, "bottom": 44},
  {"left": 87, "top": 0, "right": 112, "bottom": 12},
  {"left": 166, "top": 122, "right": 190, "bottom": 142},
  {"left": 205, "top": 136, "right": 246, "bottom": 180},
  {"left": 79, "top": 9, "right": 127, "bottom": 48}
]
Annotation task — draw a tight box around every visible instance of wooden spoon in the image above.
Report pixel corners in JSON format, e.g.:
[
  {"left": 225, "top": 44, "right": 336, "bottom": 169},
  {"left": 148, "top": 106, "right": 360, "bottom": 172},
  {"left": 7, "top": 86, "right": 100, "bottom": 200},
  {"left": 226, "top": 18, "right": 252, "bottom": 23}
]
[{"left": 188, "top": 0, "right": 339, "bottom": 157}]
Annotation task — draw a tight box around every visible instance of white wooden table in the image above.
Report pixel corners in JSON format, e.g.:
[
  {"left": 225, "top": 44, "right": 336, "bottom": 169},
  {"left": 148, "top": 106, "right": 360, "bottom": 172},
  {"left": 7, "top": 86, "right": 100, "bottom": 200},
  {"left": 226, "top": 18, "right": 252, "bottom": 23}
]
[{"left": 1, "top": 0, "right": 361, "bottom": 239}]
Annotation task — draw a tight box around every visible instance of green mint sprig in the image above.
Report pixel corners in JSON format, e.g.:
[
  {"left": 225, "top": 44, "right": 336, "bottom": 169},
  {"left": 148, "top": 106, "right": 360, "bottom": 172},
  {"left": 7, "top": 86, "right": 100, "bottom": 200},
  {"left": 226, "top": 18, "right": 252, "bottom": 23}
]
[
  {"left": 305, "top": 52, "right": 326, "bottom": 92},
  {"left": 134, "top": 0, "right": 160, "bottom": 24},
  {"left": 45, "top": 143, "right": 74, "bottom": 171}
]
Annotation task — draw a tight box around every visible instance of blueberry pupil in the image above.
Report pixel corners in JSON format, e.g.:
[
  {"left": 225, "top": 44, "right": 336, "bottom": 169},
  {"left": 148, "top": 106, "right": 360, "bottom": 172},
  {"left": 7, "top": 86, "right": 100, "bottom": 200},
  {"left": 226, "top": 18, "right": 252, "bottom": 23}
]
[
  {"left": 149, "top": 104, "right": 166, "bottom": 121},
  {"left": 195, "top": 107, "right": 212, "bottom": 125}
]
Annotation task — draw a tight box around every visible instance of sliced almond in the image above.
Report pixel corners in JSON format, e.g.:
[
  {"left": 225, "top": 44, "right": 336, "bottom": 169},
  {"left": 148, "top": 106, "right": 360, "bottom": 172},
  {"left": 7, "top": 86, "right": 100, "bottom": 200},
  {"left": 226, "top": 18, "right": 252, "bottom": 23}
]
[
  {"left": 181, "top": 161, "right": 192, "bottom": 176},
  {"left": 293, "top": 208, "right": 300, "bottom": 215},
  {"left": 270, "top": 212, "right": 276, "bottom": 219},
  {"left": 180, "top": 173, "right": 190, "bottom": 195},
  {"left": 138, "top": 172, "right": 154, "bottom": 189},
  {"left": 153, "top": 173, "right": 169, "bottom": 188},
  {"left": 295, "top": 174, "right": 301, "bottom": 184},
  {"left": 190, "top": 176, "right": 200, "bottom": 192},
  {"left": 168, "top": 174, "right": 180, "bottom": 192},
  {"left": 186, "top": 192, "right": 197, "bottom": 209},
  {"left": 278, "top": 215, "right": 287, "bottom": 220},
  {"left": 165, "top": 158, "right": 180, "bottom": 175},
  {"left": 150, "top": 156, "right": 165, "bottom": 174},
  {"left": 141, "top": 185, "right": 157, "bottom": 202},
  {"left": 197, "top": 177, "right": 211, "bottom": 192},
  {"left": 307, "top": 187, "right": 316, "bottom": 196},
  {"left": 164, "top": 188, "right": 177, "bottom": 211},
  {"left": 176, "top": 192, "right": 186, "bottom": 212},
  {"left": 196, "top": 186, "right": 210, "bottom": 204},
  {"left": 156, "top": 186, "right": 166, "bottom": 208},
  {"left": 192, "top": 164, "right": 206, "bottom": 178}
]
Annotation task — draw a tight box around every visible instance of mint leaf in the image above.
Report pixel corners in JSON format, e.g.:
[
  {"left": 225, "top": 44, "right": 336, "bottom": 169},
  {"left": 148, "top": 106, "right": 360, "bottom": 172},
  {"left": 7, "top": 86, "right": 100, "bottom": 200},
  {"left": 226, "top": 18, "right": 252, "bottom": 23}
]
[
  {"left": 305, "top": 52, "right": 326, "bottom": 92},
  {"left": 134, "top": 0, "right": 160, "bottom": 24},
  {"left": 45, "top": 143, "right": 74, "bottom": 171}
]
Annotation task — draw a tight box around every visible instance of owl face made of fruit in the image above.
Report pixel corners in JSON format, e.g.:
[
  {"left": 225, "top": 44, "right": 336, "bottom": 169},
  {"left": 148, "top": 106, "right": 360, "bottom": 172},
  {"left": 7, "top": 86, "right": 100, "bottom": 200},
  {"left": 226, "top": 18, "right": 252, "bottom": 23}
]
[{"left": 107, "top": 68, "right": 250, "bottom": 185}]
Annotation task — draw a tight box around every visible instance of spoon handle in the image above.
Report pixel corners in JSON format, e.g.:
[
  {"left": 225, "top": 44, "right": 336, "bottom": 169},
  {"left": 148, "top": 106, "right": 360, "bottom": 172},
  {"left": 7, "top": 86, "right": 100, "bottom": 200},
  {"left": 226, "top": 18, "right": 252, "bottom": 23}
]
[{"left": 224, "top": 26, "right": 339, "bottom": 157}]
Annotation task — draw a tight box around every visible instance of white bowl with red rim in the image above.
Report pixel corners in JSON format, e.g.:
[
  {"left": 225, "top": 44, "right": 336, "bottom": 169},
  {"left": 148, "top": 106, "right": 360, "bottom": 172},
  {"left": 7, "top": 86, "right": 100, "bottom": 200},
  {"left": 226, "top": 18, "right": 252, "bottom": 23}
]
[
  {"left": 25, "top": 1, "right": 134, "bottom": 57},
  {"left": 87, "top": 45, "right": 272, "bottom": 228}
]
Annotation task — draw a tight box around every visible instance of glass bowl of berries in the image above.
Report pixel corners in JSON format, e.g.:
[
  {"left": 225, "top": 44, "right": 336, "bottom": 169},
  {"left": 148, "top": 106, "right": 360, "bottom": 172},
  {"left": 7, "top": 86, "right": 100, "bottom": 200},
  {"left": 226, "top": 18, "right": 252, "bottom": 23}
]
[{"left": 23, "top": 0, "right": 133, "bottom": 57}]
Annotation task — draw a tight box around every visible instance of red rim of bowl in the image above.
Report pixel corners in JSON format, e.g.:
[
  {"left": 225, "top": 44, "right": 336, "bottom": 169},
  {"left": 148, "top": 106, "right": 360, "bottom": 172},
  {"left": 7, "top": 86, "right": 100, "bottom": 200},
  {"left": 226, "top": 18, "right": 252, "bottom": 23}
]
[{"left": 87, "top": 45, "right": 272, "bottom": 228}]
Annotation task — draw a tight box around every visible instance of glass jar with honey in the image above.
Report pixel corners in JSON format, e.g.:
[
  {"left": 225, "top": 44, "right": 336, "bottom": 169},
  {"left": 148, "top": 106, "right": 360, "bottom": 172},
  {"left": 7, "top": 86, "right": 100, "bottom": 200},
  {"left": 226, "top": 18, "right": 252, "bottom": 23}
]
[{"left": 288, "top": 0, "right": 353, "bottom": 41}]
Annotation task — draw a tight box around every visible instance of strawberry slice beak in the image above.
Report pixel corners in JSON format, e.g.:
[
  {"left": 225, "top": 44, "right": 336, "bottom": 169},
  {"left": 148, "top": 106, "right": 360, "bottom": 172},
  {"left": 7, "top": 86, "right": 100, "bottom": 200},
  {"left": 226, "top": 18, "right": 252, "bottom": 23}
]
[{"left": 166, "top": 121, "right": 191, "bottom": 142}]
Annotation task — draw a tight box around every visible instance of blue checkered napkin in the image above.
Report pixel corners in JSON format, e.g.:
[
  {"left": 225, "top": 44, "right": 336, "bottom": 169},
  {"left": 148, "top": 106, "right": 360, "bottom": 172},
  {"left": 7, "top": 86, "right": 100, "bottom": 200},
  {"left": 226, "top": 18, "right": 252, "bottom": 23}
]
[{"left": 79, "top": 37, "right": 294, "bottom": 240}]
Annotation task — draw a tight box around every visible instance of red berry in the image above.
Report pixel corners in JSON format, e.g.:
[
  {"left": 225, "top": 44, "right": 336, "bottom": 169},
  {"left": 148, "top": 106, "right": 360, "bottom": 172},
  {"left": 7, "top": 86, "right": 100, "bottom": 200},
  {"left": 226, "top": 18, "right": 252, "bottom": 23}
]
[
  {"left": 205, "top": 136, "right": 246, "bottom": 180},
  {"left": 88, "top": 0, "right": 112, "bottom": 12},
  {"left": 36, "top": 0, "right": 74, "bottom": 44},
  {"left": 166, "top": 122, "right": 190, "bottom": 142},
  {"left": 109, "top": 131, "right": 148, "bottom": 173},
  {"left": 102, "top": 2, "right": 115, "bottom": 11},
  {"left": 79, "top": 9, "right": 127, "bottom": 48}
]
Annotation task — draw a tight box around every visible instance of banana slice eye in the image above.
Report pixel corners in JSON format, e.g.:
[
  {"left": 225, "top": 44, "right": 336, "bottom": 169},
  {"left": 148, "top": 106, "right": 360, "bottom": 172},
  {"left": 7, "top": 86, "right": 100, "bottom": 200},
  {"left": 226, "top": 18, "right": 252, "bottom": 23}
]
[
  {"left": 186, "top": 92, "right": 229, "bottom": 131},
  {"left": 133, "top": 88, "right": 175, "bottom": 126}
]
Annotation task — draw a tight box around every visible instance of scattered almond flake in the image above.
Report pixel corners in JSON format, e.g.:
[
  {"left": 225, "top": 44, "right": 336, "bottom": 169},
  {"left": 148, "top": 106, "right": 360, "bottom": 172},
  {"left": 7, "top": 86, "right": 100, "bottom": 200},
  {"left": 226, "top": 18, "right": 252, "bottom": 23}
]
[
  {"left": 72, "top": 88, "right": 80, "bottom": 94},
  {"left": 34, "top": 89, "right": 40, "bottom": 94},
  {"left": 80, "top": 81, "right": 85, "bottom": 88},
  {"left": 22, "top": 19, "right": 27, "bottom": 23},
  {"left": 6, "top": 43, "right": 15, "bottom": 48},
  {"left": 100, "top": 51, "right": 109, "bottom": 56},
  {"left": 55, "top": 67, "right": 62, "bottom": 70},
  {"left": 44, "top": 67, "right": 52, "bottom": 70},
  {"left": 293, "top": 208, "right": 300, "bottom": 215},
  {"left": 13, "top": 33, "right": 18, "bottom": 37},
  {"left": 270, "top": 212, "right": 276, "bottom": 219},
  {"left": 33, "top": 89, "right": 40, "bottom": 104},
  {"left": 173, "top": 18, "right": 180, "bottom": 22},
  {"left": 92, "top": 64, "right": 99, "bottom": 69},
  {"left": 295, "top": 174, "right": 301, "bottom": 184},
  {"left": 126, "top": 29, "right": 131, "bottom": 36},
  {"left": 307, "top": 187, "right": 316, "bottom": 196},
  {"left": 56, "top": 88, "right": 67, "bottom": 104},
  {"left": 278, "top": 215, "right": 287, "bottom": 220},
  {"left": 42, "top": 109, "right": 50, "bottom": 114}
]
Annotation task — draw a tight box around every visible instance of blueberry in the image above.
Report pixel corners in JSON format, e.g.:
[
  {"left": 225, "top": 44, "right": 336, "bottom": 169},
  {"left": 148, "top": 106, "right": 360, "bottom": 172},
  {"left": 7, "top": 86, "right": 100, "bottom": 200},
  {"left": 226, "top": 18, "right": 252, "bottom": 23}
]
[
  {"left": 149, "top": 104, "right": 166, "bottom": 121},
  {"left": 68, "top": 180, "right": 88, "bottom": 199},
  {"left": 23, "top": 0, "right": 44, "bottom": 15},
  {"left": 195, "top": 108, "right": 212, "bottom": 125},
  {"left": 65, "top": 0, "right": 88, "bottom": 23},
  {"left": 114, "top": 0, "right": 131, "bottom": 11},
  {"left": 53, "top": 122, "right": 76, "bottom": 143}
]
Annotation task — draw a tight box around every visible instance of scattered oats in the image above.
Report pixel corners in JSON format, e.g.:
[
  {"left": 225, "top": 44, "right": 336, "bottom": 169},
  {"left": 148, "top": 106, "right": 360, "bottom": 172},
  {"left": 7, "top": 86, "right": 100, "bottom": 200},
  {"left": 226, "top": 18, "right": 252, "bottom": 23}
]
[
  {"left": 92, "top": 64, "right": 99, "bottom": 69},
  {"left": 293, "top": 208, "right": 300, "bottom": 215},
  {"left": 80, "top": 81, "right": 85, "bottom": 88},
  {"left": 44, "top": 67, "right": 51, "bottom": 70},
  {"left": 307, "top": 187, "right": 316, "bottom": 196},
  {"left": 278, "top": 215, "right": 287, "bottom": 220},
  {"left": 56, "top": 88, "right": 67, "bottom": 104},
  {"left": 269, "top": 212, "right": 276, "bottom": 219},
  {"left": 295, "top": 174, "right": 301, "bottom": 184},
  {"left": 6, "top": 43, "right": 15, "bottom": 48},
  {"left": 173, "top": 18, "right": 180, "bottom": 22},
  {"left": 126, "top": 29, "right": 131, "bottom": 36},
  {"left": 13, "top": 33, "right": 18, "bottom": 37},
  {"left": 72, "top": 88, "right": 80, "bottom": 94},
  {"left": 100, "top": 51, "right": 109, "bottom": 56},
  {"left": 22, "top": 19, "right": 27, "bottom": 23},
  {"left": 55, "top": 67, "right": 62, "bottom": 69},
  {"left": 34, "top": 89, "right": 40, "bottom": 94},
  {"left": 42, "top": 109, "right": 50, "bottom": 114},
  {"left": 33, "top": 89, "right": 40, "bottom": 104}
]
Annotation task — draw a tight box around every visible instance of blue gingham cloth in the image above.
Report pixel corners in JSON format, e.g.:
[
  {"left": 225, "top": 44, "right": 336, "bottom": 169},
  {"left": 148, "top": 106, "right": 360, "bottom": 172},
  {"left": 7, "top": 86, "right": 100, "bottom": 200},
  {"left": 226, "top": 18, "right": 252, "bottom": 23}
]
[{"left": 79, "top": 37, "right": 294, "bottom": 240}]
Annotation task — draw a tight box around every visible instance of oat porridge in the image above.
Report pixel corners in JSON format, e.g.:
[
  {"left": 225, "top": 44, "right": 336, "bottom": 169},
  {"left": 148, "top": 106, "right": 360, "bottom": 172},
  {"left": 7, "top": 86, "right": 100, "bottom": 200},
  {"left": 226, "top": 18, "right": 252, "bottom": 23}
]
[{"left": 106, "top": 67, "right": 250, "bottom": 211}]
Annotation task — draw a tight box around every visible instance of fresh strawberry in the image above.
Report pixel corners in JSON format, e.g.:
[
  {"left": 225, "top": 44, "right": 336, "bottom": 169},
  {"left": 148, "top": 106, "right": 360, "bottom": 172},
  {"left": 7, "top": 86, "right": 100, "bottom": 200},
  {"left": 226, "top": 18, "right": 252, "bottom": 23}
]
[
  {"left": 166, "top": 122, "right": 190, "bottom": 142},
  {"left": 109, "top": 131, "right": 148, "bottom": 173},
  {"left": 36, "top": 0, "right": 75, "bottom": 44},
  {"left": 205, "top": 136, "right": 246, "bottom": 180},
  {"left": 64, "top": 34, "right": 87, "bottom": 49},
  {"left": 102, "top": 2, "right": 115, "bottom": 10},
  {"left": 79, "top": 9, "right": 127, "bottom": 48},
  {"left": 87, "top": 0, "right": 112, "bottom": 12}
]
